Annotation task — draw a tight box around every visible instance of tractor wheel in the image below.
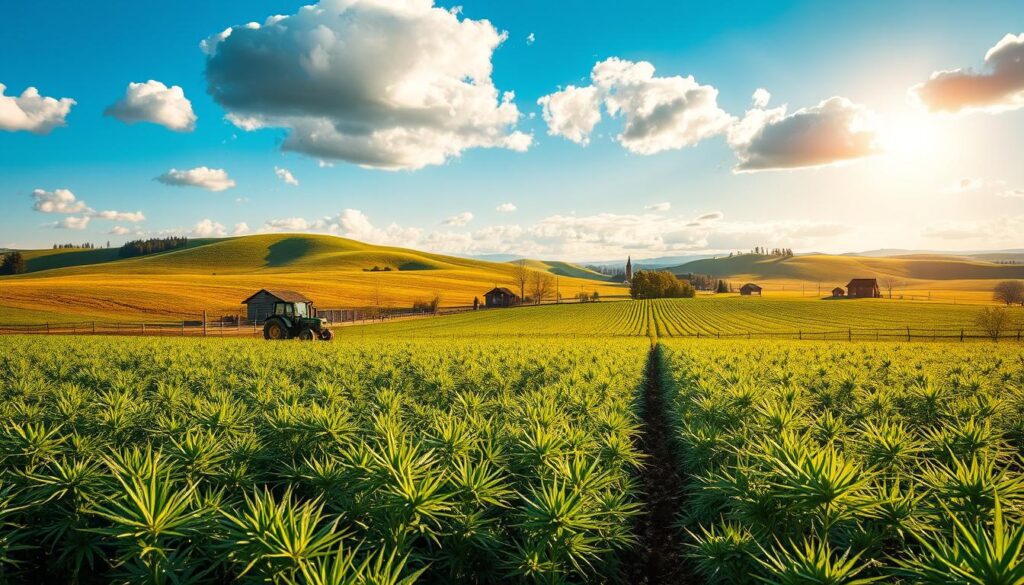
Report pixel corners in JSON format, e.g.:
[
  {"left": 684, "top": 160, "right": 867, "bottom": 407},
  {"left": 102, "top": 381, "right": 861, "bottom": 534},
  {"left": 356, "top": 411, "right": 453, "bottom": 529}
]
[
  {"left": 319, "top": 329, "right": 334, "bottom": 341},
  {"left": 298, "top": 328, "right": 315, "bottom": 341},
  {"left": 263, "top": 320, "right": 290, "bottom": 340}
]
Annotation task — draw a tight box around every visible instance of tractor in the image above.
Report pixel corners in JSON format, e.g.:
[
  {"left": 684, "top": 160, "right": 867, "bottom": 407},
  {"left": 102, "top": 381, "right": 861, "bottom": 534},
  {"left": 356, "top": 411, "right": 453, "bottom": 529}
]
[{"left": 262, "top": 300, "right": 334, "bottom": 341}]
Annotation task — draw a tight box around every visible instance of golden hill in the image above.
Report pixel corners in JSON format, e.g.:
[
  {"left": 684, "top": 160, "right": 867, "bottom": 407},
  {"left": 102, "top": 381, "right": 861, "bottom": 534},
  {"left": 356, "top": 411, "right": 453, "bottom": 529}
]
[{"left": 0, "top": 234, "right": 622, "bottom": 323}]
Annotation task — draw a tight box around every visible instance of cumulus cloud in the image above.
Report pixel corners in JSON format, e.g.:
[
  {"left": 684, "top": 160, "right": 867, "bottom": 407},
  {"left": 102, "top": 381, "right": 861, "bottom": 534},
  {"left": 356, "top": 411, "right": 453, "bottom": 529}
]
[
  {"left": 191, "top": 219, "right": 227, "bottom": 237},
  {"left": 527, "top": 33, "right": 536, "bottom": 45},
  {"left": 539, "top": 57, "right": 733, "bottom": 154},
  {"left": 93, "top": 210, "right": 145, "bottom": 222},
  {"left": 496, "top": 202, "right": 517, "bottom": 212},
  {"left": 263, "top": 217, "right": 310, "bottom": 231},
  {"left": 645, "top": 202, "right": 671, "bottom": 212},
  {"left": 202, "top": 0, "right": 531, "bottom": 170},
  {"left": 274, "top": 166, "right": 299, "bottom": 186},
  {"left": 104, "top": 80, "right": 196, "bottom": 131},
  {"left": 443, "top": 212, "right": 474, "bottom": 226},
  {"left": 156, "top": 167, "right": 235, "bottom": 191},
  {"left": 32, "top": 188, "right": 89, "bottom": 214},
  {"left": 232, "top": 222, "right": 250, "bottom": 236},
  {"left": 52, "top": 216, "right": 91, "bottom": 230},
  {"left": 727, "top": 92, "right": 880, "bottom": 172},
  {"left": 0, "top": 84, "right": 75, "bottom": 134},
  {"left": 752, "top": 88, "right": 771, "bottom": 108},
  {"left": 911, "top": 33, "right": 1024, "bottom": 114},
  {"left": 109, "top": 226, "right": 132, "bottom": 236}
]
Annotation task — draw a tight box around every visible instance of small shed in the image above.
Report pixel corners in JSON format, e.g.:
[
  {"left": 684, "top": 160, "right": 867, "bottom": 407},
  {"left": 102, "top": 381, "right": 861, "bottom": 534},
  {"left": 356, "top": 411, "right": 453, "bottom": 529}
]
[
  {"left": 846, "top": 278, "right": 881, "bottom": 299},
  {"left": 242, "top": 289, "right": 313, "bottom": 322},
  {"left": 739, "top": 283, "right": 762, "bottom": 296},
  {"left": 831, "top": 287, "right": 845, "bottom": 297},
  {"left": 484, "top": 287, "right": 518, "bottom": 308}
]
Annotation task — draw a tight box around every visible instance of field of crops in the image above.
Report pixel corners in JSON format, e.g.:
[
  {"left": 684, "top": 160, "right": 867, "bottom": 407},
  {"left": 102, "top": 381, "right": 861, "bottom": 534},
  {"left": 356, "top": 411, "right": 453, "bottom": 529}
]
[
  {"left": 661, "top": 340, "right": 1024, "bottom": 583},
  {"left": 0, "top": 336, "right": 648, "bottom": 583},
  {"left": 340, "top": 297, "right": 1015, "bottom": 339}
]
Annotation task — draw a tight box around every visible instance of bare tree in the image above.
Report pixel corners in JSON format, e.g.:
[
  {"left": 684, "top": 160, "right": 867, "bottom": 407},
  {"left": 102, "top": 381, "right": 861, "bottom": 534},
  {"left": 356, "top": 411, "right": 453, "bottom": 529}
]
[
  {"left": 529, "top": 271, "right": 555, "bottom": 304},
  {"left": 994, "top": 280, "right": 1024, "bottom": 306},
  {"left": 511, "top": 259, "right": 530, "bottom": 303},
  {"left": 975, "top": 306, "right": 1011, "bottom": 341},
  {"left": 881, "top": 277, "right": 902, "bottom": 299}
]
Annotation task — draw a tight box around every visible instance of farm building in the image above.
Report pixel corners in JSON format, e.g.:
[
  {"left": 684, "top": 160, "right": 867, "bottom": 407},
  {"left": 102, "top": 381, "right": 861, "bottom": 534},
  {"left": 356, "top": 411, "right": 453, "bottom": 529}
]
[
  {"left": 832, "top": 287, "right": 846, "bottom": 297},
  {"left": 739, "top": 283, "right": 762, "bottom": 296},
  {"left": 846, "top": 278, "right": 881, "bottom": 298},
  {"left": 484, "top": 287, "right": 519, "bottom": 308},
  {"left": 242, "top": 289, "right": 313, "bottom": 322}
]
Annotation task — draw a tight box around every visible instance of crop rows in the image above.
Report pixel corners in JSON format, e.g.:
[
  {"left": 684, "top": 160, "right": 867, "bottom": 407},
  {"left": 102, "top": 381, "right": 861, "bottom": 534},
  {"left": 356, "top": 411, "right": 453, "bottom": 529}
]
[
  {"left": 0, "top": 336, "right": 648, "bottom": 583},
  {"left": 660, "top": 339, "right": 1024, "bottom": 583},
  {"left": 341, "top": 298, "right": 1008, "bottom": 340}
]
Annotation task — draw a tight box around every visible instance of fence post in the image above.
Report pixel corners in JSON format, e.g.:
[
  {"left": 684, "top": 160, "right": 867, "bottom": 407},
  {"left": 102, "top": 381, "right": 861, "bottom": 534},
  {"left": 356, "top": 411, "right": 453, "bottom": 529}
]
[
  {"left": 906, "top": 326, "right": 911, "bottom": 342},
  {"left": 46, "top": 323, "right": 50, "bottom": 334},
  {"left": 848, "top": 328, "right": 852, "bottom": 342},
  {"left": 203, "top": 310, "right": 208, "bottom": 337},
  {"left": 960, "top": 329, "right": 964, "bottom": 342}
]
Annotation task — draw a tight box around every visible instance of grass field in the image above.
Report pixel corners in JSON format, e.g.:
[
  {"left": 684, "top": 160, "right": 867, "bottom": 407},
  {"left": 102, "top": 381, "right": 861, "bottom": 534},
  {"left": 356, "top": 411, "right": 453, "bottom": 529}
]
[
  {"left": 337, "top": 297, "right": 1024, "bottom": 340},
  {"left": 0, "top": 234, "right": 622, "bottom": 322}
]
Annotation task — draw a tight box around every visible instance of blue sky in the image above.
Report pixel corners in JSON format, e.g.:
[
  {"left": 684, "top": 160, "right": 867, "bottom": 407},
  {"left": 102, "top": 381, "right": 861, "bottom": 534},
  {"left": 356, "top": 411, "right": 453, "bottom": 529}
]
[{"left": 2, "top": 0, "right": 1024, "bottom": 259}]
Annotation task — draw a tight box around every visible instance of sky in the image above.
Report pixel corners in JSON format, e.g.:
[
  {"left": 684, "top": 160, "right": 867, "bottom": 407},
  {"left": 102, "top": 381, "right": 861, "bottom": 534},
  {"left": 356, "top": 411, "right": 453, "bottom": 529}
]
[{"left": 2, "top": 0, "right": 1024, "bottom": 261}]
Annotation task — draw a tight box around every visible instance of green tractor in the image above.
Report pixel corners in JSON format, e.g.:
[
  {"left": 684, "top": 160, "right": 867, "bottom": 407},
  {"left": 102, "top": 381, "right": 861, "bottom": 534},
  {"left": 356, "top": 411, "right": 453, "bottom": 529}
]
[{"left": 263, "top": 300, "right": 334, "bottom": 341}]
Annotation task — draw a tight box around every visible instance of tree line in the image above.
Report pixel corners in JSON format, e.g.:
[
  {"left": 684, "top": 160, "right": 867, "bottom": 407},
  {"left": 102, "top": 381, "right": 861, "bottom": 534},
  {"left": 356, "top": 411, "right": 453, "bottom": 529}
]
[
  {"left": 0, "top": 252, "right": 26, "bottom": 275},
  {"left": 119, "top": 237, "right": 189, "bottom": 258},
  {"left": 629, "top": 270, "right": 696, "bottom": 299}
]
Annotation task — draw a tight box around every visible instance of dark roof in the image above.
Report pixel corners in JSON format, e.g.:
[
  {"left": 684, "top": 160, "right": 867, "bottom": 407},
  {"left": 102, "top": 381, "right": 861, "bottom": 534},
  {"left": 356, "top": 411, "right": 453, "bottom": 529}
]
[
  {"left": 485, "top": 287, "right": 517, "bottom": 296},
  {"left": 242, "top": 289, "right": 313, "bottom": 304},
  {"left": 832, "top": 286, "right": 845, "bottom": 291},
  {"left": 847, "top": 278, "right": 879, "bottom": 287},
  {"left": 740, "top": 283, "right": 762, "bottom": 290}
]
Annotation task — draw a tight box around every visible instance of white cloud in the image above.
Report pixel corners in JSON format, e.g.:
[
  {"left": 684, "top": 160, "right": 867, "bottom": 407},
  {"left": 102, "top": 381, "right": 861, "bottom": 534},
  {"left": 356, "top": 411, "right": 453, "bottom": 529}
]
[
  {"left": 527, "top": 32, "right": 536, "bottom": 45},
  {"left": 156, "top": 167, "right": 235, "bottom": 191},
  {"left": 109, "top": 226, "right": 131, "bottom": 236},
  {"left": 31, "top": 188, "right": 89, "bottom": 214},
  {"left": 538, "top": 57, "right": 733, "bottom": 154},
  {"left": 443, "top": 212, "right": 474, "bottom": 226},
  {"left": 727, "top": 92, "right": 880, "bottom": 172},
  {"left": 496, "top": 202, "right": 517, "bottom": 212},
  {"left": 942, "top": 177, "right": 1006, "bottom": 194},
  {"left": 645, "top": 202, "right": 671, "bottom": 212},
  {"left": 263, "top": 217, "right": 310, "bottom": 231},
  {"left": 52, "top": 216, "right": 90, "bottom": 230},
  {"left": 911, "top": 33, "right": 1024, "bottom": 114},
  {"left": 104, "top": 80, "right": 196, "bottom": 132},
  {"left": 998, "top": 188, "right": 1024, "bottom": 198},
  {"left": 274, "top": 166, "right": 299, "bottom": 186},
  {"left": 202, "top": 1, "right": 531, "bottom": 170},
  {"left": 92, "top": 210, "right": 145, "bottom": 222},
  {"left": 0, "top": 84, "right": 75, "bottom": 134},
  {"left": 190, "top": 219, "right": 227, "bottom": 237},
  {"left": 696, "top": 211, "right": 723, "bottom": 222},
  {"left": 923, "top": 216, "right": 1024, "bottom": 245},
  {"left": 752, "top": 88, "right": 771, "bottom": 108},
  {"left": 233, "top": 222, "right": 251, "bottom": 235}
]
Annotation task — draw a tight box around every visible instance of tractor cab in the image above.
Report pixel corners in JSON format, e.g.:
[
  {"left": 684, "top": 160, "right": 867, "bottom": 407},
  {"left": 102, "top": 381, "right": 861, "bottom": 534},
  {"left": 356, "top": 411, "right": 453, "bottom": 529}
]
[{"left": 263, "top": 300, "right": 333, "bottom": 341}]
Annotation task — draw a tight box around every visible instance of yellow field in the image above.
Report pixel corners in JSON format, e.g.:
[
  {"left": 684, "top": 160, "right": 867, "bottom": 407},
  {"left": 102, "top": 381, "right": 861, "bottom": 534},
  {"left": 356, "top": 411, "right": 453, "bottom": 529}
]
[{"left": 0, "top": 234, "right": 623, "bottom": 322}]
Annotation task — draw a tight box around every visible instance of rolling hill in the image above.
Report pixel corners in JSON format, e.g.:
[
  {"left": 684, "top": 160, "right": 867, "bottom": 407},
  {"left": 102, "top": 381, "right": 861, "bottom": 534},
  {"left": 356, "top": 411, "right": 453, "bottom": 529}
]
[
  {"left": 668, "top": 253, "right": 1024, "bottom": 299},
  {"left": 0, "top": 234, "right": 623, "bottom": 323}
]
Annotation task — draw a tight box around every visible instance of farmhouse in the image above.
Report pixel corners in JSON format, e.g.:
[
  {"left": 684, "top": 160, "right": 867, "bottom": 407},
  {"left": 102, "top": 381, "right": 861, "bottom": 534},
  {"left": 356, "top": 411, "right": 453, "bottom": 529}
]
[
  {"left": 739, "top": 283, "right": 762, "bottom": 296},
  {"left": 832, "top": 287, "right": 845, "bottom": 297},
  {"left": 242, "top": 289, "right": 313, "bottom": 322},
  {"left": 484, "top": 287, "right": 519, "bottom": 308},
  {"left": 846, "top": 278, "right": 881, "bottom": 298}
]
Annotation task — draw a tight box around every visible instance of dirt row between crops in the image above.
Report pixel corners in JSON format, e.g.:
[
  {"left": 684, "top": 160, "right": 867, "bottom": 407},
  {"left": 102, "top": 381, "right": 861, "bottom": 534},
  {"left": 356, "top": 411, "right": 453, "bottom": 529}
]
[{"left": 620, "top": 343, "right": 693, "bottom": 584}]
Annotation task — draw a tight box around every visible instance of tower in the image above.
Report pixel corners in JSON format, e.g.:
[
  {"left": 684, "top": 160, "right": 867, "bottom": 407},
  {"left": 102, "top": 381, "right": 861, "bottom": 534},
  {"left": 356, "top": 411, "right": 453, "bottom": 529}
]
[{"left": 625, "top": 256, "right": 633, "bottom": 282}]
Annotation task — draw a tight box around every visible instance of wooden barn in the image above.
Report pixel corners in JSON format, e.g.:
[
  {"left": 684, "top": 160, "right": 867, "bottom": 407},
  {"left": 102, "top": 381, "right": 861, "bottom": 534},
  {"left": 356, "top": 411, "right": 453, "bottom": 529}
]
[
  {"left": 832, "top": 287, "right": 846, "bottom": 297},
  {"left": 846, "top": 278, "right": 881, "bottom": 299},
  {"left": 242, "top": 289, "right": 313, "bottom": 322},
  {"left": 739, "top": 283, "right": 762, "bottom": 296},
  {"left": 484, "top": 287, "right": 519, "bottom": 308}
]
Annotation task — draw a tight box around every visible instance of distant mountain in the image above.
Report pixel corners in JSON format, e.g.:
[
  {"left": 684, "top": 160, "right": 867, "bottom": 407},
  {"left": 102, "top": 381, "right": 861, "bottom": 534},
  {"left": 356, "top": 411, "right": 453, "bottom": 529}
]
[
  {"left": 467, "top": 253, "right": 526, "bottom": 263},
  {"left": 585, "top": 254, "right": 717, "bottom": 269},
  {"left": 847, "top": 248, "right": 1024, "bottom": 258}
]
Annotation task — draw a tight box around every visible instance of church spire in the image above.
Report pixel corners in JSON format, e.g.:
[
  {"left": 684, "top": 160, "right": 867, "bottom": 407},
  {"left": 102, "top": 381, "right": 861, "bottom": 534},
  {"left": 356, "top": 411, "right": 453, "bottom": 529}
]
[{"left": 625, "top": 256, "right": 633, "bottom": 281}]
